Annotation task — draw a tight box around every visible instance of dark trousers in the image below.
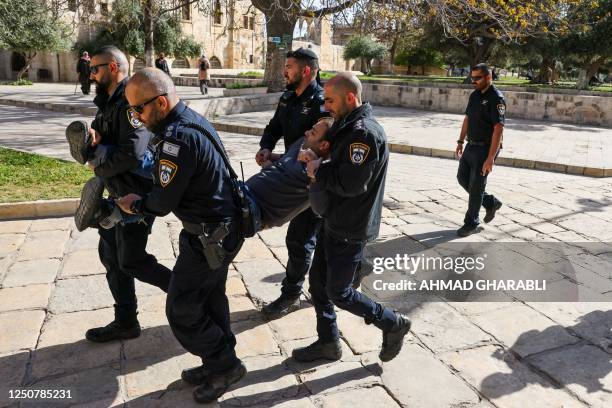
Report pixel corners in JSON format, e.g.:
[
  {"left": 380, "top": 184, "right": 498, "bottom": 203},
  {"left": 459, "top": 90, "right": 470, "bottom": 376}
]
[
  {"left": 457, "top": 144, "right": 500, "bottom": 227},
  {"left": 166, "top": 228, "right": 243, "bottom": 374},
  {"left": 199, "top": 79, "right": 209, "bottom": 94},
  {"left": 281, "top": 208, "right": 322, "bottom": 297},
  {"left": 308, "top": 231, "right": 397, "bottom": 341},
  {"left": 80, "top": 79, "right": 90, "bottom": 95},
  {"left": 98, "top": 216, "right": 171, "bottom": 325}
]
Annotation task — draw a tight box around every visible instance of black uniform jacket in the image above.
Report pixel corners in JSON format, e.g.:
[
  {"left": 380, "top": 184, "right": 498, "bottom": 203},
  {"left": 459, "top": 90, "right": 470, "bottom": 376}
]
[
  {"left": 136, "top": 101, "right": 239, "bottom": 225},
  {"left": 315, "top": 103, "right": 388, "bottom": 242},
  {"left": 90, "top": 78, "right": 154, "bottom": 197},
  {"left": 259, "top": 80, "right": 328, "bottom": 152}
]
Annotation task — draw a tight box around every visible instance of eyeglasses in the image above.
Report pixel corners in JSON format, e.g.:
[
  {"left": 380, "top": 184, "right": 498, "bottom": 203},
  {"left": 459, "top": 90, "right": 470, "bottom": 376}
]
[
  {"left": 90, "top": 63, "right": 112, "bottom": 74},
  {"left": 130, "top": 93, "right": 167, "bottom": 114},
  {"left": 471, "top": 76, "right": 484, "bottom": 81}
]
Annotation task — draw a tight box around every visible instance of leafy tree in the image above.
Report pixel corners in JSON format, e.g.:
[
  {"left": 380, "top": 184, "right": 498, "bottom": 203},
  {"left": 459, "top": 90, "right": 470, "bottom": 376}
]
[
  {"left": 561, "top": 0, "right": 611, "bottom": 88},
  {"left": 75, "top": 0, "right": 200, "bottom": 72},
  {"left": 0, "top": 0, "right": 72, "bottom": 79},
  {"left": 251, "top": 0, "right": 358, "bottom": 91},
  {"left": 343, "top": 35, "right": 387, "bottom": 74},
  {"left": 395, "top": 47, "right": 444, "bottom": 75}
]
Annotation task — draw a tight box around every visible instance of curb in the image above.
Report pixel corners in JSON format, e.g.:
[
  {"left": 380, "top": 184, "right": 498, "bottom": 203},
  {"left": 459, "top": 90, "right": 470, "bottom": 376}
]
[
  {"left": 212, "top": 121, "right": 611, "bottom": 178},
  {"left": 0, "top": 199, "right": 78, "bottom": 220},
  {"left": 0, "top": 98, "right": 96, "bottom": 116}
]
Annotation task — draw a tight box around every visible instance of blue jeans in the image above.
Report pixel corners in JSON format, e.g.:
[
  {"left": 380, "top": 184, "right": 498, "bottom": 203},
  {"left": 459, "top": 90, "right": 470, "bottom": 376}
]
[{"left": 457, "top": 144, "right": 500, "bottom": 227}]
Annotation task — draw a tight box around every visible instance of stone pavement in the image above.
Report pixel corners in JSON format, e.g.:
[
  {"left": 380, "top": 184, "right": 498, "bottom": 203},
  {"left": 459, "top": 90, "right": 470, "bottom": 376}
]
[
  {"left": 1, "top": 123, "right": 611, "bottom": 406},
  {"left": 213, "top": 107, "right": 612, "bottom": 176},
  {"left": 2, "top": 83, "right": 612, "bottom": 175}
]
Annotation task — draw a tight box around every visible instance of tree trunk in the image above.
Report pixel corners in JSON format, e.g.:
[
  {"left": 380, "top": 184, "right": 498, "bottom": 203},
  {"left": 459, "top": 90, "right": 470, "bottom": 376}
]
[
  {"left": 258, "top": 12, "right": 295, "bottom": 92},
  {"left": 143, "top": 0, "right": 155, "bottom": 67},
  {"left": 576, "top": 57, "right": 604, "bottom": 90},
  {"left": 17, "top": 52, "right": 36, "bottom": 80},
  {"left": 388, "top": 36, "right": 398, "bottom": 74},
  {"left": 463, "top": 37, "right": 494, "bottom": 83},
  {"left": 536, "top": 56, "right": 554, "bottom": 84}
]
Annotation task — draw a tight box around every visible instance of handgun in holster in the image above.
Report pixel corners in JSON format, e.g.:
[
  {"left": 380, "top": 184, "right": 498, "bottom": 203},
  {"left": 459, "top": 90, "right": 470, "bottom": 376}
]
[{"left": 198, "top": 223, "right": 230, "bottom": 270}]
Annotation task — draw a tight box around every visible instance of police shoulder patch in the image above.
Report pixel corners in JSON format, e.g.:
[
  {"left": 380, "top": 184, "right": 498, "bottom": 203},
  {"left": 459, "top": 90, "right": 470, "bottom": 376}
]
[
  {"left": 159, "top": 159, "right": 178, "bottom": 187},
  {"left": 349, "top": 142, "right": 370, "bottom": 165},
  {"left": 497, "top": 103, "right": 506, "bottom": 116},
  {"left": 127, "top": 108, "right": 142, "bottom": 128}
]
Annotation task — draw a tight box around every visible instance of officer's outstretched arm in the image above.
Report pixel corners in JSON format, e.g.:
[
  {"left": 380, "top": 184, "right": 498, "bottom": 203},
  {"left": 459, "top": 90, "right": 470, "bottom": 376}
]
[
  {"left": 141, "top": 139, "right": 196, "bottom": 216},
  {"left": 316, "top": 133, "right": 379, "bottom": 197}
]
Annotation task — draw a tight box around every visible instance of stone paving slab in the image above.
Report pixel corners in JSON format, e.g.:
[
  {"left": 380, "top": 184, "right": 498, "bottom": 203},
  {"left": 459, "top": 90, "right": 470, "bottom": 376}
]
[
  {"left": 212, "top": 106, "right": 612, "bottom": 176},
  {"left": 0, "top": 123, "right": 611, "bottom": 406}
]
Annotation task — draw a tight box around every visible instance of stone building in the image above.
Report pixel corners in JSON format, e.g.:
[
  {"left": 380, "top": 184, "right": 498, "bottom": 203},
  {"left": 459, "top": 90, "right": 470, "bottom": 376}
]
[{"left": 0, "top": 0, "right": 266, "bottom": 82}]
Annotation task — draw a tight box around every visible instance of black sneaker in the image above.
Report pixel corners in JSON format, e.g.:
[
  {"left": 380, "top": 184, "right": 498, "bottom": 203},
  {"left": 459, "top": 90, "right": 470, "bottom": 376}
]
[
  {"left": 75, "top": 177, "right": 106, "bottom": 232},
  {"left": 260, "top": 294, "right": 300, "bottom": 320},
  {"left": 379, "top": 314, "right": 411, "bottom": 362},
  {"left": 182, "top": 364, "right": 212, "bottom": 385},
  {"left": 483, "top": 202, "right": 502, "bottom": 223},
  {"left": 193, "top": 360, "right": 247, "bottom": 403},
  {"left": 456, "top": 224, "right": 483, "bottom": 237},
  {"left": 85, "top": 320, "right": 141, "bottom": 343},
  {"left": 292, "top": 339, "right": 342, "bottom": 362},
  {"left": 65, "top": 120, "right": 92, "bottom": 164}
]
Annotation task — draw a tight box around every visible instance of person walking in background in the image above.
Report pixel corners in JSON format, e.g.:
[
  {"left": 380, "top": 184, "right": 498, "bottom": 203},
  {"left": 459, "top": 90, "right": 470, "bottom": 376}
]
[
  {"left": 155, "top": 53, "right": 171, "bottom": 76},
  {"left": 76, "top": 51, "right": 91, "bottom": 95},
  {"left": 198, "top": 54, "right": 211, "bottom": 95}
]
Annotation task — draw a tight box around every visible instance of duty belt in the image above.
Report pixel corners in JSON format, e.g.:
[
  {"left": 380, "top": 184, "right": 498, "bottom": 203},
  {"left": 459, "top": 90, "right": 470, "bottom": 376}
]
[
  {"left": 467, "top": 140, "right": 490, "bottom": 146},
  {"left": 182, "top": 220, "right": 232, "bottom": 270}
]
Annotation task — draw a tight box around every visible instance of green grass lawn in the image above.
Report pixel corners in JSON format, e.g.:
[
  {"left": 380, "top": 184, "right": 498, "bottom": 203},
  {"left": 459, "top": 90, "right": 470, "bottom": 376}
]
[{"left": 0, "top": 147, "right": 91, "bottom": 203}]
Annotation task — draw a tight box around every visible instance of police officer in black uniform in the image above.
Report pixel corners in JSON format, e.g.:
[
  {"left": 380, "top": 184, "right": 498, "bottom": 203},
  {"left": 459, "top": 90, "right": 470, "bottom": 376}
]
[
  {"left": 455, "top": 63, "right": 504, "bottom": 237},
  {"left": 292, "top": 73, "right": 411, "bottom": 363},
  {"left": 85, "top": 46, "right": 171, "bottom": 343},
  {"left": 255, "top": 48, "right": 330, "bottom": 319},
  {"left": 117, "top": 68, "right": 246, "bottom": 404}
]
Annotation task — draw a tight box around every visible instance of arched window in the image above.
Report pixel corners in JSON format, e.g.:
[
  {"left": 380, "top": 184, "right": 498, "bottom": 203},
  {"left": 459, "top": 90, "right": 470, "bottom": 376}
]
[
  {"left": 172, "top": 57, "right": 190, "bottom": 69},
  {"left": 209, "top": 56, "right": 222, "bottom": 69}
]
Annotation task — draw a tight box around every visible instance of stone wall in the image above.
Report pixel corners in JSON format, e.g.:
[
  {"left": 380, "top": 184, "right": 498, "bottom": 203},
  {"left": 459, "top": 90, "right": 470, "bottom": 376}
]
[{"left": 362, "top": 83, "right": 612, "bottom": 127}]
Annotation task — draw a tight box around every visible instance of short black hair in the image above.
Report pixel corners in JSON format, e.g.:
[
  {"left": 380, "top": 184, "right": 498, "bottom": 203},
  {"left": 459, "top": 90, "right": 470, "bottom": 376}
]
[{"left": 471, "top": 63, "right": 491, "bottom": 76}]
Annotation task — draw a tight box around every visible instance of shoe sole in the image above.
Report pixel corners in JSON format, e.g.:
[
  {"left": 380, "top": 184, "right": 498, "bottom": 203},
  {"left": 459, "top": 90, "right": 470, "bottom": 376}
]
[
  {"left": 65, "top": 120, "right": 91, "bottom": 164},
  {"left": 379, "top": 321, "right": 412, "bottom": 362},
  {"left": 193, "top": 364, "right": 247, "bottom": 403},
  {"left": 261, "top": 301, "right": 301, "bottom": 321},
  {"left": 292, "top": 347, "right": 342, "bottom": 363},
  {"left": 75, "top": 177, "right": 105, "bottom": 232},
  {"left": 457, "top": 226, "right": 484, "bottom": 237},
  {"left": 85, "top": 328, "right": 141, "bottom": 343},
  {"left": 484, "top": 203, "right": 503, "bottom": 223}
]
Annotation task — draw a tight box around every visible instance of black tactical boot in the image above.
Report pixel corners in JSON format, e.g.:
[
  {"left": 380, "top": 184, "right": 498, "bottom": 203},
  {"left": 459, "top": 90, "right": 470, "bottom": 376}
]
[
  {"left": 483, "top": 201, "right": 502, "bottom": 223},
  {"left": 379, "top": 314, "right": 411, "bottom": 362},
  {"left": 75, "top": 177, "right": 106, "bottom": 232},
  {"left": 261, "top": 293, "right": 300, "bottom": 320},
  {"left": 182, "top": 364, "right": 212, "bottom": 385},
  {"left": 292, "top": 339, "right": 342, "bottom": 362},
  {"left": 192, "top": 360, "right": 247, "bottom": 403},
  {"left": 65, "top": 120, "right": 92, "bottom": 164},
  {"left": 456, "top": 224, "right": 483, "bottom": 237},
  {"left": 85, "top": 320, "right": 141, "bottom": 343}
]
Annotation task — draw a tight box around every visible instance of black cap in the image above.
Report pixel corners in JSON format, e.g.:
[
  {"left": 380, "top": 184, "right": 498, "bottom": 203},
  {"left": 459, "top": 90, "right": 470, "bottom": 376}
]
[{"left": 287, "top": 47, "right": 318, "bottom": 60}]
